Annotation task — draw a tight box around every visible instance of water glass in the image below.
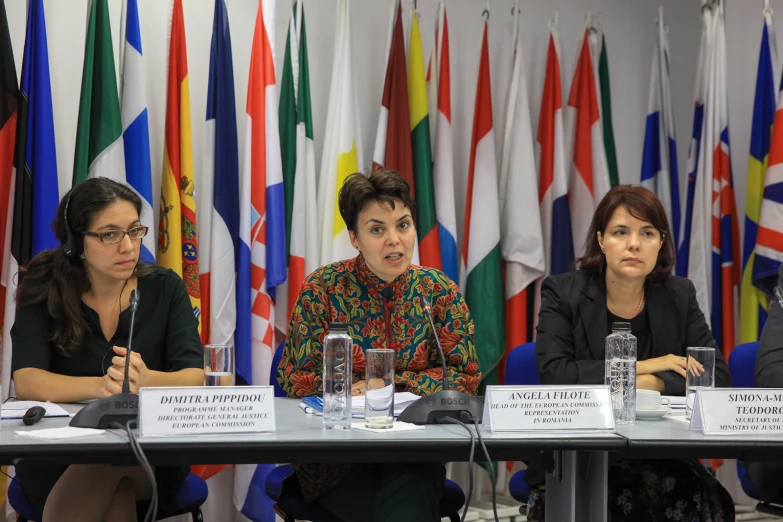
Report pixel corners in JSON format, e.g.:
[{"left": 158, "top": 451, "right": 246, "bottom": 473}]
[
  {"left": 364, "top": 349, "right": 396, "bottom": 428},
  {"left": 204, "top": 344, "right": 235, "bottom": 386},
  {"left": 685, "top": 346, "right": 715, "bottom": 420}
]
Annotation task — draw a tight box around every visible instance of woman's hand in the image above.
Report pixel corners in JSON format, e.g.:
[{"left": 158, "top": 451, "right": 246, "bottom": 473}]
[
  {"left": 637, "top": 354, "right": 704, "bottom": 378},
  {"left": 351, "top": 380, "right": 365, "bottom": 396},
  {"left": 103, "top": 346, "right": 148, "bottom": 395}
]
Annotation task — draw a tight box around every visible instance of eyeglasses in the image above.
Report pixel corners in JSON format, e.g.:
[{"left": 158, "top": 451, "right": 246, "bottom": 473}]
[{"left": 82, "top": 226, "right": 149, "bottom": 244}]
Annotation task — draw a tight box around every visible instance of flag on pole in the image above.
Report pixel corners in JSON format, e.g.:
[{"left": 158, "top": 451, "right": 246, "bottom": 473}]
[
  {"left": 157, "top": 0, "right": 202, "bottom": 338},
  {"left": 234, "top": 1, "right": 285, "bottom": 518},
  {"left": 121, "top": 0, "right": 154, "bottom": 263},
  {"left": 499, "top": 4, "right": 544, "bottom": 382},
  {"left": 200, "top": 0, "right": 239, "bottom": 350},
  {"left": 754, "top": 19, "right": 783, "bottom": 300},
  {"left": 318, "top": 0, "right": 363, "bottom": 265},
  {"left": 536, "top": 19, "right": 573, "bottom": 314},
  {"left": 431, "top": 1, "right": 458, "bottom": 283},
  {"left": 2, "top": 0, "right": 60, "bottom": 400},
  {"left": 566, "top": 26, "right": 611, "bottom": 257},
  {"left": 373, "top": 0, "right": 413, "bottom": 184},
  {"left": 686, "top": 4, "right": 739, "bottom": 358},
  {"left": 740, "top": 12, "right": 776, "bottom": 343},
  {"left": 678, "top": 7, "right": 711, "bottom": 277},
  {"left": 72, "top": 0, "right": 125, "bottom": 186},
  {"left": 279, "top": 0, "right": 318, "bottom": 322},
  {"left": 460, "top": 15, "right": 504, "bottom": 387},
  {"left": 597, "top": 31, "right": 619, "bottom": 187},
  {"left": 408, "top": 8, "right": 441, "bottom": 271},
  {"left": 641, "top": 7, "right": 681, "bottom": 251}
]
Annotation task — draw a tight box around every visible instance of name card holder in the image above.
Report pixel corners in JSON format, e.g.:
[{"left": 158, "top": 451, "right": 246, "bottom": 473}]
[
  {"left": 483, "top": 385, "right": 615, "bottom": 433},
  {"left": 689, "top": 388, "right": 783, "bottom": 435},
  {"left": 139, "top": 386, "right": 275, "bottom": 437}
]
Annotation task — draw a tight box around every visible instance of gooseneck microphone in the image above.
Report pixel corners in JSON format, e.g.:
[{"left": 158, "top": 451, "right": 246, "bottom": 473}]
[
  {"left": 71, "top": 288, "right": 141, "bottom": 429},
  {"left": 121, "top": 289, "right": 140, "bottom": 394},
  {"left": 421, "top": 295, "right": 450, "bottom": 392},
  {"left": 397, "top": 278, "right": 484, "bottom": 425}
]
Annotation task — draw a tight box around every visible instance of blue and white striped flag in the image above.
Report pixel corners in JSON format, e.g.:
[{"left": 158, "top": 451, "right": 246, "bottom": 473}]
[
  {"left": 120, "top": 0, "right": 154, "bottom": 263},
  {"left": 641, "top": 6, "right": 680, "bottom": 250}
]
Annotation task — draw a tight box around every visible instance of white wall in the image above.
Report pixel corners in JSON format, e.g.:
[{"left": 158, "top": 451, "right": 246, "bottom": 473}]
[{"left": 4, "top": 0, "right": 712, "bottom": 255}]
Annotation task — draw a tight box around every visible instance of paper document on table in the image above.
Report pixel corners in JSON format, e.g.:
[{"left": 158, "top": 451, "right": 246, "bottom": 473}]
[
  {"left": 15, "top": 427, "right": 106, "bottom": 439},
  {"left": 351, "top": 392, "right": 420, "bottom": 418},
  {"left": 2, "top": 401, "right": 71, "bottom": 419},
  {"left": 663, "top": 396, "right": 687, "bottom": 409}
]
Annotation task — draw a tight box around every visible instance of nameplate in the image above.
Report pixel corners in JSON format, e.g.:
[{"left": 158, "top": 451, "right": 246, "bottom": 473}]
[
  {"left": 483, "top": 385, "right": 615, "bottom": 433},
  {"left": 138, "top": 386, "right": 275, "bottom": 437},
  {"left": 689, "top": 388, "right": 783, "bottom": 435}
]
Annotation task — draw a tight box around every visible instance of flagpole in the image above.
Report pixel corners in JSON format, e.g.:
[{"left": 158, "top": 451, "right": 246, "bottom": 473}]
[{"left": 118, "top": 0, "right": 127, "bottom": 100}]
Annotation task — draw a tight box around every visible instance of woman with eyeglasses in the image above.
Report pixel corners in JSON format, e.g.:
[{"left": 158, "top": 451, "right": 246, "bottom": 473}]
[{"left": 11, "top": 177, "right": 204, "bottom": 522}]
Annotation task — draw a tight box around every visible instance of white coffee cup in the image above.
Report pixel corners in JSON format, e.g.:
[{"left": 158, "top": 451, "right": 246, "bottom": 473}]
[{"left": 636, "top": 389, "right": 670, "bottom": 411}]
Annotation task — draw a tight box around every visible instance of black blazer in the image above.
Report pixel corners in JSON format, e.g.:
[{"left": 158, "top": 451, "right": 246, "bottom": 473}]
[{"left": 535, "top": 270, "right": 731, "bottom": 395}]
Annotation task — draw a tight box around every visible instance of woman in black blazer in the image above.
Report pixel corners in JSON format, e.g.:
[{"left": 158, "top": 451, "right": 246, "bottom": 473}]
[{"left": 527, "top": 186, "right": 734, "bottom": 522}]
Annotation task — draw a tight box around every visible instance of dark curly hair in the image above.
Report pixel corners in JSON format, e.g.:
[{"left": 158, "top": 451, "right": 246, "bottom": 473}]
[{"left": 338, "top": 169, "right": 417, "bottom": 233}]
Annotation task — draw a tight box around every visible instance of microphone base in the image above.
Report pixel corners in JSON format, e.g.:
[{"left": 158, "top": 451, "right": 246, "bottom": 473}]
[
  {"left": 397, "top": 390, "right": 483, "bottom": 425},
  {"left": 69, "top": 393, "right": 139, "bottom": 429}
]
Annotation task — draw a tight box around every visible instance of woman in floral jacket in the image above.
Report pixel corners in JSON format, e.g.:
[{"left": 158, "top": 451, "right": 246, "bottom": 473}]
[{"left": 277, "top": 169, "right": 481, "bottom": 522}]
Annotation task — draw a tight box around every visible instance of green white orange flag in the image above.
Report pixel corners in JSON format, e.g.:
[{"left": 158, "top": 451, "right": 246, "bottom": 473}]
[
  {"left": 157, "top": 0, "right": 202, "bottom": 337},
  {"left": 460, "top": 17, "right": 504, "bottom": 386},
  {"left": 72, "top": 0, "right": 125, "bottom": 186},
  {"left": 318, "top": 0, "right": 363, "bottom": 265},
  {"left": 408, "top": 8, "right": 442, "bottom": 271}
]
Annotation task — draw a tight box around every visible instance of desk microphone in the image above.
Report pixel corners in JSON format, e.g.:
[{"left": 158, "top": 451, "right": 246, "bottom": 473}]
[
  {"left": 71, "top": 288, "right": 141, "bottom": 429},
  {"left": 397, "top": 285, "right": 484, "bottom": 425}
]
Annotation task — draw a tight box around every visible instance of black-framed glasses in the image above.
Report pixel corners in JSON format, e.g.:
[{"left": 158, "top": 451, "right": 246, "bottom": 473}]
[{"left": 82, "top": 226, "right": 149, "bottom": 244}]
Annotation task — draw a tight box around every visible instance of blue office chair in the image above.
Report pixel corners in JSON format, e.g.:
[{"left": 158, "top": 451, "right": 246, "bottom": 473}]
[
  {"left": 505, "top": 342, "right": 537, "bottom": 504},
  {"left": 267, "top": 342, "right": 465, "bottom": 522},
  {"left": 729, "top": 342, "right": 783, "bottom": 517},
  {"left": 9, "top": 472, "right": 207, "bottom": 522}
]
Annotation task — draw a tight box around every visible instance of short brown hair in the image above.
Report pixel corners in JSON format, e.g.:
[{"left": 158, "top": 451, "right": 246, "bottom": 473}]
[
  {"left": 338, "top": 169, "right": 417, "bottom": 233},
  {"left": 577, "top": 185, "right": 675, "bottom": 287}
]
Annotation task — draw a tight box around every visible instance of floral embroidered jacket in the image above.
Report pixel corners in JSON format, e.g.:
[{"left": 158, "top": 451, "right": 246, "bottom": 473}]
[{"left": 277, "top": 255, "right": 481, "bottom": 501}]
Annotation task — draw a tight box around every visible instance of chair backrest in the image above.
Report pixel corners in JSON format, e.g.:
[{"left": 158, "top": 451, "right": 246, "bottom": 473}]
[
  {"left": 728, "top": 341, "right": 759, "bottom": 389},
  {"left": 270, "top": 341, "right": 287, "bottom": 397},
  {"left": 504, "top": 342, "right": 539, "bottom": 385}
]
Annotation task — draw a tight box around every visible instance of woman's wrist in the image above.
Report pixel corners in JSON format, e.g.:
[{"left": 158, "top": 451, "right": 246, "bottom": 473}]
[{"left": 636, "top": 360, "right": 649, "bottom": 375}]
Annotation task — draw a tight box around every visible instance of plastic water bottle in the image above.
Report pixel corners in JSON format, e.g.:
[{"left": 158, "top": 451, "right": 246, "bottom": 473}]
[
  {"left": 604, "top": 321, "right": 637, "bottom": 424},
  {"left": 323, "top": 322, "right": 352, "bottom": 429}
]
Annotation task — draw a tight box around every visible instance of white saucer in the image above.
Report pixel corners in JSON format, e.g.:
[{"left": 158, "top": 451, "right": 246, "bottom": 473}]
[{"left": 635, "top": 406, "right": 672, "bottom": 420}]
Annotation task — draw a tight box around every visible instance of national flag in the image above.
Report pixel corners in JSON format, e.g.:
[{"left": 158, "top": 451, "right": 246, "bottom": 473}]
[
  {"left": 279, "top": 0, "right": 318, "bottom": 323},
  {"left": 0, "top": 0, "right": 18, "bottom": 404},
  {"left": 120, "top": 0, "right": 154, "bottom": 263},
  {"left": 200, "top": 0, "right": 239, "bottom": 350},
  {"left": 431, "top": 1, "right": 458, "bottom": 283},
  {"left": 566, "top": 27, "right": 611, "bottom": 257},
  {"left": 678, "top": 7, "right": 711, "bottom": 277},
  {"left": 641, "top": 7, "right": 681, "bottom": 251},
  {"left": 537, "top": 20, "right": 573, "bottom": 291},
  {"left": 408, "top": 8, "right": 441, "bottom": 271},
  {"left": 318, "top": 0, "right": 363, "bottom": 265},
  {"left": 740, "top": 12, "right": 776, "bottom": 343},
  {"left": 157, "top": 0, "right": 202, "bottom": 338},
  {"left": 72, "top": 0, "right": 125, "bottom": 186},
  {"left": 460, "top": 17, "right": 504, "bottom": 387},
  {"left": 499, "top": 5, "right": 544, "bottom": 382},
  {"left": 597, "top": 31, "right": 619, "bottom": 187},
  {"left": 1, "top": 0, "right": 60, "bottom": 401},
  {"left": 234, "top": 1, "right": 285, "bottom": 518},
  {"left": 686, "top": 4, "right": 739, "bottom": 357},
  {"left": 755, "top": 18, "right": 783, "bottom": 299}
]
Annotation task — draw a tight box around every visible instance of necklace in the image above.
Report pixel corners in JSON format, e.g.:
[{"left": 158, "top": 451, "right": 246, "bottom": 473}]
[{"left": 608, "top": 288, "right": 645, "bottom": 319}]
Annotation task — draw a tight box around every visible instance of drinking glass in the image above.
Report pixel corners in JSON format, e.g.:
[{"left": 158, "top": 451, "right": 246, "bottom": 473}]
[
  {"left": 364, "top": 349, "right": 395, "bottom": 428},
  {"left": 204, "top": 344, "right": 235, "bottom": 386},
  {"left": 685, "top": 347, "right": 715, "bottom": 420}
]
